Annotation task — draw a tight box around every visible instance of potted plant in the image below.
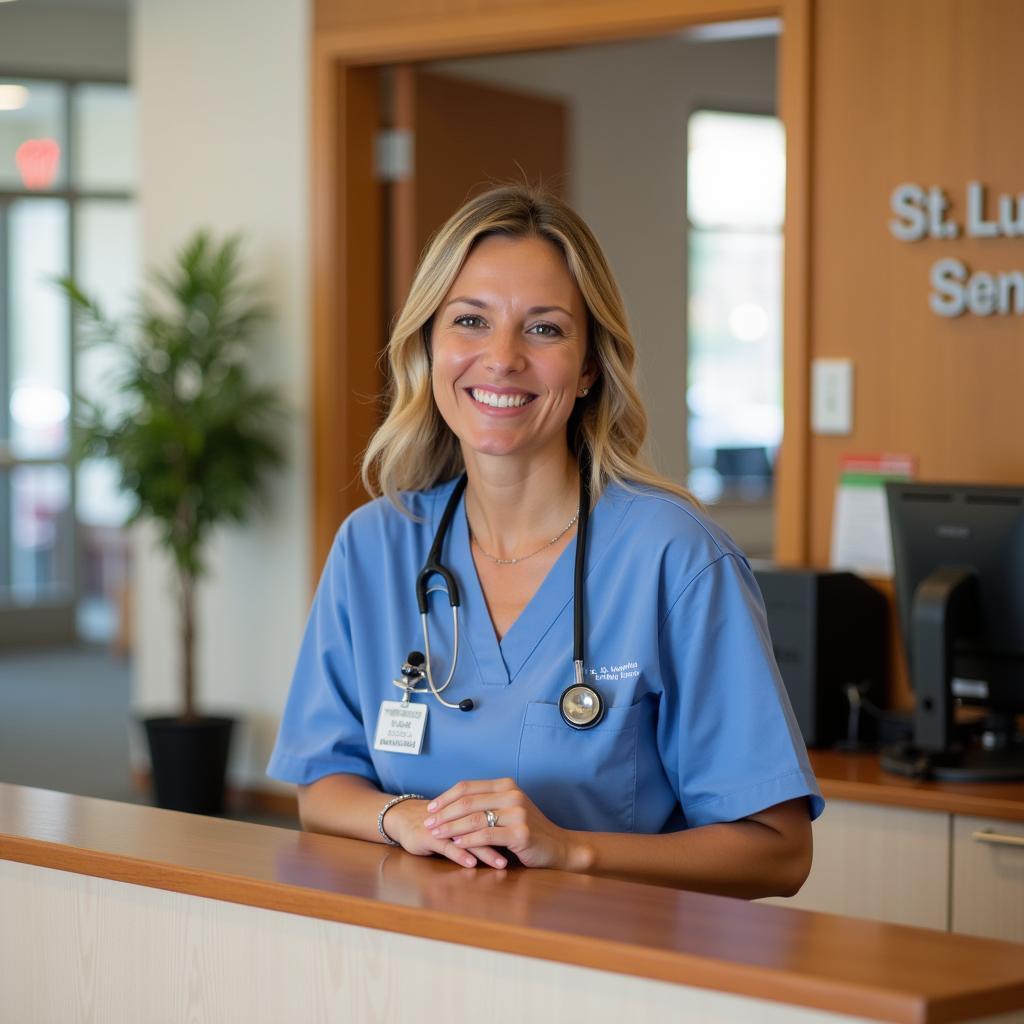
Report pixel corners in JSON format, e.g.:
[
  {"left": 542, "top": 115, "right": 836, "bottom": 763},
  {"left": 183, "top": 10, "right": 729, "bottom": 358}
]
[{"left": 59, "top": 231, "right": 286, "bottom": 815}]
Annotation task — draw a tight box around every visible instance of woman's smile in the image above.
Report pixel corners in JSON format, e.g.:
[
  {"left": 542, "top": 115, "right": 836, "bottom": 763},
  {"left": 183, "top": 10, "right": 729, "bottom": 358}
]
[{"left": 466, "top": 386, "right": 538, "bottom": 412}]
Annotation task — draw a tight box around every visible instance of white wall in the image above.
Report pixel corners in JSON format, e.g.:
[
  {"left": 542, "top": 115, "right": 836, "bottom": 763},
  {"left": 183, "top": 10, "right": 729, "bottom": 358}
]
[
  {"left": 0, "top": 4, "right": 129, "bottom": 78},
  {"left": 134, "top": 0, "right": 310, "bottom": 788},
  {"left": 437, "top": 35, "right": 776, "bottom": 496}
]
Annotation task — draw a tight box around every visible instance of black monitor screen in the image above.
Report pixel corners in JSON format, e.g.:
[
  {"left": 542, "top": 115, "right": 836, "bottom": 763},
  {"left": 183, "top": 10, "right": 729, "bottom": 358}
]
[{"left": 887, "top": 482, "right": 1024, "bottom": 710}]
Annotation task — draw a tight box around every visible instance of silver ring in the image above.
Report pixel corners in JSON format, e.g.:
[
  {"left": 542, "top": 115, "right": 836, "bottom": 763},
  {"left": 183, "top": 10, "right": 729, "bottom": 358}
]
[{"left": 484, "top": 809, "right": 499, "bottom": 829}]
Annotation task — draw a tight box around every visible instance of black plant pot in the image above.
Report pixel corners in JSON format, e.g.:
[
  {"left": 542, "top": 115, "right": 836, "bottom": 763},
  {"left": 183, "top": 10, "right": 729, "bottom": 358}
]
[{"left": 143, "top": 715, "right": 235, "bottom": 816}]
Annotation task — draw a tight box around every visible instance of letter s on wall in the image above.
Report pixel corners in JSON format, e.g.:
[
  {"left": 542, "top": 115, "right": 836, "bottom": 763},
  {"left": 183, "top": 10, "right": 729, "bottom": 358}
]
[
  {"left": 890, "top": 183, "right": 928, "bottom": 241},
  {"left": 929, "top": 258, "right": 967, "bottom": 317}
]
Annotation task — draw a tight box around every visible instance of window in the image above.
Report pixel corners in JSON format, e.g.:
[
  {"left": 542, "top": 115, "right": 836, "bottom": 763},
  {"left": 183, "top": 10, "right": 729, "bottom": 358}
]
[
  {"left": 686, "top": 109, "right": 784, "bottom": 505},
  {"left": 0, "top": 75, "right": 137, "bottom": 642}
]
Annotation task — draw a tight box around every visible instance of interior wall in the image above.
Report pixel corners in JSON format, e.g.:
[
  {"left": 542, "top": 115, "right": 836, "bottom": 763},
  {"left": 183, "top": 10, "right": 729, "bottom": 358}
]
[
  {"left": 808, "top": 0, "right": 1024, "bottom": 565},
  {"left": 436, "top": 35, "right": 776, "bottom": 495},
  {"left": 0, "top": 5, "right": 129, "bottom": 78},
  {"left": 134, "top": 0, "right": 311, "bottom": 788}
]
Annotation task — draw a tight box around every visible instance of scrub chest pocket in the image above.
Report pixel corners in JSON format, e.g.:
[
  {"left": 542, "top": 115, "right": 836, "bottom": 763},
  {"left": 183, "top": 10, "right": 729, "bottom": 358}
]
[{"left": 516, "top": 696, "right": 652, "bottom": 833}]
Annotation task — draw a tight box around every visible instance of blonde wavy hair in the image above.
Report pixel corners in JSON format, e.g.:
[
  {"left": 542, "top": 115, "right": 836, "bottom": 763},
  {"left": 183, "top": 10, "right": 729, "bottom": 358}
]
[{"left": 362, "top": 184, "right": 699, "bottom": 512}]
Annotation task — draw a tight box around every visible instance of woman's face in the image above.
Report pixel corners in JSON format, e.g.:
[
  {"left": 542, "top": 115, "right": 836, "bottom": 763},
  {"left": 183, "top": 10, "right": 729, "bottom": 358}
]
[{"left": 430, "top": 233, "right": 595, "bottom": 466}]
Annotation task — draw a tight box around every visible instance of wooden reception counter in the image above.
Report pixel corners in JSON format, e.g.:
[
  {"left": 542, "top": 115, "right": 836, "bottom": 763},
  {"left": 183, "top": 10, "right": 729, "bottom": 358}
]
[
  {"left": 2, "top": 782, "right": 1023, "bottom": 1024},
  {"left": 810, "top": 750, "right": 1024, "bottom": 823}
]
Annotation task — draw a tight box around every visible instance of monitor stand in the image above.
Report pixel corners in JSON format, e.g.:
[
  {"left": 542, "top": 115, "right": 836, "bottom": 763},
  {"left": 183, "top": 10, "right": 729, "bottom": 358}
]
[{"left": 881, "top": 566, "right": 1024, "bottom": 782}]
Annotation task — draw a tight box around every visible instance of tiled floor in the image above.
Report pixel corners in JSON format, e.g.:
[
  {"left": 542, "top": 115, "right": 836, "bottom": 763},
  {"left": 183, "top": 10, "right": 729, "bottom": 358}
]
[{"left": 0, "top": 645, "right": 297, "bottom": 830}]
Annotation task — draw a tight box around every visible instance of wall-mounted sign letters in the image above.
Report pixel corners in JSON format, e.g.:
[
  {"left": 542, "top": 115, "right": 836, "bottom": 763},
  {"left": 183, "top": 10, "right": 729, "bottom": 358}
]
[{"left": 889, "top": 182, "right": 1024, "bottom": 317}]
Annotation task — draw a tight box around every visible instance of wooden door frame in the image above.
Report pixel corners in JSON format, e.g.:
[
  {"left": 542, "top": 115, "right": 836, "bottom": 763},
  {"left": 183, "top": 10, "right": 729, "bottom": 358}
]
[{"left": 311, "top": 0, "right": 813, "bottom": 579}]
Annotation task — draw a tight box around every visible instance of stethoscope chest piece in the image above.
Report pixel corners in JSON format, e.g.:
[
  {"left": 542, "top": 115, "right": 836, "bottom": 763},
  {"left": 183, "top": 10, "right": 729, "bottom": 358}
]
[{"left": 559, "top": 683, "right": 604, "bottom": 730}]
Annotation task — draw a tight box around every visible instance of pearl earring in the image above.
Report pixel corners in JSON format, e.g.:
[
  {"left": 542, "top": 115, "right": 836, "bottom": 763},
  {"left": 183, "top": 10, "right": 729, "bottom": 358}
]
[{"left": 578, "top": 386, "right": 590, "bottom": 397}]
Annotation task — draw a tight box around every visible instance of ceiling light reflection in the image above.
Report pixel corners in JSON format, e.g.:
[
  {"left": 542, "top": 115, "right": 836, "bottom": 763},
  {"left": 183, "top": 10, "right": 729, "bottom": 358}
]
[{"left": 0, "top": 84, "right": 29, "bottom": 110}]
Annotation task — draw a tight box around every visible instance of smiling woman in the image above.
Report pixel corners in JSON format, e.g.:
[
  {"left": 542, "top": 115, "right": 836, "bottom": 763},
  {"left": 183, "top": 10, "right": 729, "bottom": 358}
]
[{"left": 268, "top": 185, "right": 823, "bottom": 897}]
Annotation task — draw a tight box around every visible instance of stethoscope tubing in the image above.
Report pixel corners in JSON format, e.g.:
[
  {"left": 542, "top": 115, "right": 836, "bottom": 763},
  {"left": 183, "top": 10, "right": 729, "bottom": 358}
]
[
  {"left": 420, "top": 603, "right": 460, "bottom": 700},
  {"left": 409, "top": 451, "right": 598, "bottom": 722},
  {"left": 571, "top": 454, "right": 590, "bottom": 687},
  {"left": 412, "top": 473, "right": 468, "bottom": 708},
  {"left": 416, "top": 474, "right": 468, "bottom": 613}
]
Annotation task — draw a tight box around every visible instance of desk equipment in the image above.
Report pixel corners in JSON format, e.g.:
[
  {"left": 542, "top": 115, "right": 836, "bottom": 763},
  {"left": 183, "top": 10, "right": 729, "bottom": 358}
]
[
  {"left": 882, "top": 482, "right": 1024, "bottom": 781},
  {"left": 752, "top": 566, "right": 888, "bottom": 748}
]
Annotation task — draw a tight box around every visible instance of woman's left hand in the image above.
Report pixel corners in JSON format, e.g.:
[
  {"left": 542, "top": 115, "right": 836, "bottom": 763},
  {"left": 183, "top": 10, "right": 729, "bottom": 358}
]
[{"left": 422, "top": 777, "right": 577, "bottom": 870}]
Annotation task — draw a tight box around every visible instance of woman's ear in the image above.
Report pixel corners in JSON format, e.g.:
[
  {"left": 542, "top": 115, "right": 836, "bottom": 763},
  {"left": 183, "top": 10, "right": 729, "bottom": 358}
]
[{"left": 578, "top": 356, "right": 599, "bottom": 395}]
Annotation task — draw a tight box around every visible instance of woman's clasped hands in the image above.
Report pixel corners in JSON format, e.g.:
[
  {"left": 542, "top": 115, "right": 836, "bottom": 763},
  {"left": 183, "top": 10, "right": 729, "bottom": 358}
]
[{"left": 385, "top": 777, "right": 582, "bottom": 872}]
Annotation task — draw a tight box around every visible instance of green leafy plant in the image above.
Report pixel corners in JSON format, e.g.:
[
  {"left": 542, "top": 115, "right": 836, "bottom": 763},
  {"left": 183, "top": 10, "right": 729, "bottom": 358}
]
[{"left": 59, "top": 231, "right": 286, "bottom": 720}]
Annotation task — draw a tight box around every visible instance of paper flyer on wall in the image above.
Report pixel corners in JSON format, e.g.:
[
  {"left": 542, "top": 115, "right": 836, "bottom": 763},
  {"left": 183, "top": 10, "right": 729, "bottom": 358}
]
[{"left": 829, "top": 453, "right": 916, "bottom": 577}]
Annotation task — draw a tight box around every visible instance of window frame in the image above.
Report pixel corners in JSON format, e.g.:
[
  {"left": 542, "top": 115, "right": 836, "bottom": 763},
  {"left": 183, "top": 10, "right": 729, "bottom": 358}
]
[{"left": 0, "top": 70, "right": 133, "bottom": 643}]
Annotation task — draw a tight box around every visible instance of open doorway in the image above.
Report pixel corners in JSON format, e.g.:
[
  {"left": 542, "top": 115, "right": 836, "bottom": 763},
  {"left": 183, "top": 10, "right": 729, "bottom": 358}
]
[{"left": 379, "top": 24, "right": 781, "bottom": 557}]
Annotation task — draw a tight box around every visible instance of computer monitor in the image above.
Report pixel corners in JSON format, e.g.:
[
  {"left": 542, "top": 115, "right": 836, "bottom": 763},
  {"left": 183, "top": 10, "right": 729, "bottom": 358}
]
[{"left": 882, "top": 481, "right": 1024, "bottom": 781}]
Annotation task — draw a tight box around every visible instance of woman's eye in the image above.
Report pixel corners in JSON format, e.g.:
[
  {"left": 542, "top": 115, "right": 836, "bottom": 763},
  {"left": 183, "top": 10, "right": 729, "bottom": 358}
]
[
  {"left": 528, "top": 322, "right": 563, "bottom": 338},
  {"left": 453, "top": 314, "right": 486, "bottom": 329}
]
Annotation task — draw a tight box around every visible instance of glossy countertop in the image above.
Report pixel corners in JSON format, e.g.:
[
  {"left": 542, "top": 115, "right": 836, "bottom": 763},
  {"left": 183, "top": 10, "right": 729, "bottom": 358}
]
[
  {"left": 810, "top": 750, "right": 1024, "bottom": 822},
  {"left": 3, "top": 782, "right": 1024, "bottom": 1024}
]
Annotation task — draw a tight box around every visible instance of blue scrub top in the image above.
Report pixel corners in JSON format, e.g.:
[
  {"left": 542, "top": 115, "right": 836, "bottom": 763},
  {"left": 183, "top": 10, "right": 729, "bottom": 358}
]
[{"left": 268, "top": 479, "right": 824, "bottom": 834}]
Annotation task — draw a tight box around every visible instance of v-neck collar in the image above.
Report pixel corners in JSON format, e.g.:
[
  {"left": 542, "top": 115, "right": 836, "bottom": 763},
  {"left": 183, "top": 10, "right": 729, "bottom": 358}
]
[{"left": 436, "top": 479, "right": 633, "bottom": 687}]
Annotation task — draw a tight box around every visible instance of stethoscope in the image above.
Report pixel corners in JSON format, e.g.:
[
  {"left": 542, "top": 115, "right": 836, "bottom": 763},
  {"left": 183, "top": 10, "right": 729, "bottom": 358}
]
[{"left": 393, "top": 455, "right": 605, "bottom": 729}]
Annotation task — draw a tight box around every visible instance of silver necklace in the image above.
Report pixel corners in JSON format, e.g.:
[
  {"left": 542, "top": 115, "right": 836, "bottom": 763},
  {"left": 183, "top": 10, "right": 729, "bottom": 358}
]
[{"left": 469, "top": 506, "right": 580, "bottom": 566}]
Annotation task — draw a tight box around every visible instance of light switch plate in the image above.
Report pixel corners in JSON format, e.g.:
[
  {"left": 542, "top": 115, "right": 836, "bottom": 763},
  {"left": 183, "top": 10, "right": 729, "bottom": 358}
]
[{"left": 811, "top": 358, "right": 854, "bottom": 435}]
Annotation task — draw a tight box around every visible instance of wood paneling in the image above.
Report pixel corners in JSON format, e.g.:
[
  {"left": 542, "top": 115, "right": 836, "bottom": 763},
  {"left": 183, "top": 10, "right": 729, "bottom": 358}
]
[
  {"left": 5, "top": 783, "right": 1024, "bottom": 1023},
  {"left": 315, "top": 0, "right": 780, "bottom": 61},
  {"left": 390, "top": 65, "right": 418, "bottom": 316},
  {"left": 775, "top": 0, "right": 813, "bottom": 563},
  {"left": 317, "top": 0, "right": 588, "bottom": 33},
  {"left": 390, "top": 69, "right": 567, "bottom": 308},
  {"left": 808, "top": 0, "right": 1024, "bottom": 565},
  {"left": 411, "top": 71, "right": 567, "bottom": 258},
  {"left": 866, "top": 575, "right": 913, "bottom": 711},
  {"left": 310, "top": 56, "right": 386, "bottom": 574}
]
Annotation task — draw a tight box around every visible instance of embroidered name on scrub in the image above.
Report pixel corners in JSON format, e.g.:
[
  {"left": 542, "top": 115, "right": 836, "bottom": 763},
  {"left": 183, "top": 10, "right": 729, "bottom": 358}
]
[{"left": 374, "top": 701, "right": 427, "bottom": 755}]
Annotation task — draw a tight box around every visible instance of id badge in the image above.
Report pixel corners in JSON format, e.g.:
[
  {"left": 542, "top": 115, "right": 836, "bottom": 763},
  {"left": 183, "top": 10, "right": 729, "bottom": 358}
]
[{"left": 373, "top": 700, "right": 428, "bottom": 755}]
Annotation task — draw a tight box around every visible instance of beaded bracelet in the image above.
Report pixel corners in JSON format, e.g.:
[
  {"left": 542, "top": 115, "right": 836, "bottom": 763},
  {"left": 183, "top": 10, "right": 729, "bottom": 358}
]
[{"left": 377, "top": 792, "right": 426, "bottom": 846}]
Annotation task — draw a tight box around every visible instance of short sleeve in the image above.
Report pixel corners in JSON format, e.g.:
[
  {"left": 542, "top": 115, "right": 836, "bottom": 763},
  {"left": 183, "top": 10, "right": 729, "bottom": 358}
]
[
  {"left": 656, "top": 552, "right": 824, "bottom": 828},
  {"left": 266, "top": 528, "right": 380, "bottom": 787}
]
